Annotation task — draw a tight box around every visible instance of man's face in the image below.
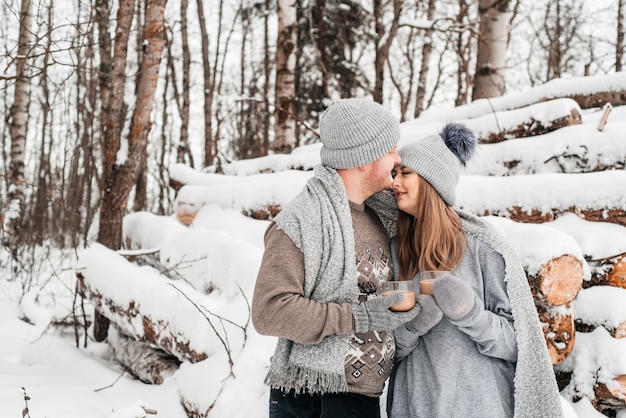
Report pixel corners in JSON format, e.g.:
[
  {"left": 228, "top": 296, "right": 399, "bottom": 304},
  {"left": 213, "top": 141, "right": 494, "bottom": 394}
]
[{"left": 364, "top": 146, "right": 401, "bottom": 194}]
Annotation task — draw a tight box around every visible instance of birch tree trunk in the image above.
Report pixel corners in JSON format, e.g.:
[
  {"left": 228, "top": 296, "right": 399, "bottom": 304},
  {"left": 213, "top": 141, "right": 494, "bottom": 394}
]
[
  {"left": 5, "top": 0, "right": 32, "bottom": 254},
  {"left": 95, "top": 0, "right": 167, "bottom": 341},
  {"left": 273, "top": 0, "right": 297, "bottom": 154},
  {"left": 472, "top": 0, "right": 511, "bottom": 100}
]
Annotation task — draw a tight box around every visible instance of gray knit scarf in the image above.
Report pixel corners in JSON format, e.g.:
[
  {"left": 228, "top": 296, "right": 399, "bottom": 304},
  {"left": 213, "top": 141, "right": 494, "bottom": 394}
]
[
  {"left": 458, "top": 210, "right": 564, "bottom": 418},
  {"left": 265, "top": 165, "right": 369, "bottom": 394}
]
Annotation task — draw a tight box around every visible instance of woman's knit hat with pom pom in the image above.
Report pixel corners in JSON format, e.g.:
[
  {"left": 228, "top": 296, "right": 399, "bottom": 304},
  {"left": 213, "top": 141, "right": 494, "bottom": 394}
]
[{"left": 398, "top": 123, "right": 476, "bottom": 206}]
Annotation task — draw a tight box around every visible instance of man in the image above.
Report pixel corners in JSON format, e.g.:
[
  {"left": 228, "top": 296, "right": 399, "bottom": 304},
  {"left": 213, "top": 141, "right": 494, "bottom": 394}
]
[{"left": 252, "top": 98, "right": 420, "bottom": 418}]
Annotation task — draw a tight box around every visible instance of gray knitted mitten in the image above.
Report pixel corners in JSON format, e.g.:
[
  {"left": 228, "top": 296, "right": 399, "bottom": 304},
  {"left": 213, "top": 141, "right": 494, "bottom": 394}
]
[
  {"left": 432, "top": 274, "right": 476, "bottom": 321},
  {"left": 406, "top": 294, "right": 443, "bottom": 335},
  {"left": 352, "top": 294, "right": 420, "bottom": 333}
]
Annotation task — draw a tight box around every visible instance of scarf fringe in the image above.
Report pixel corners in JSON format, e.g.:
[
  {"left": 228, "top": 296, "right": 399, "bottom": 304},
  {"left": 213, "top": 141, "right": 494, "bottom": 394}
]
[{"left": 265, "top": 365, "right": 347, "bottom": 395}]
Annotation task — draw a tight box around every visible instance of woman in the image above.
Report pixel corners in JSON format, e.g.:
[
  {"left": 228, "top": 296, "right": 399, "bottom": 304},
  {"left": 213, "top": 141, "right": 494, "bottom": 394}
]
[{"left": 386, "top": 123, "right": 563, "bottom": 418}]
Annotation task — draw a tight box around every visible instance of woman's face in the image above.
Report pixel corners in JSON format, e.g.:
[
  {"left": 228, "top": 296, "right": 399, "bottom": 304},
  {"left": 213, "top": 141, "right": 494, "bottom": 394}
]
[{"left": 391, "top": 164, "right": 420, "bottom": 217}]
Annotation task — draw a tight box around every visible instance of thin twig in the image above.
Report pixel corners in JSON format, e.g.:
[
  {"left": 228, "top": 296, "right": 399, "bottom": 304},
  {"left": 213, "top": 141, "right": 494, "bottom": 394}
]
[
  {"left": 94, "top": 366, "right": 131, "bottom": 392},
  {"left": 168, "top": 284, "right": 236, "bottom": 376}
]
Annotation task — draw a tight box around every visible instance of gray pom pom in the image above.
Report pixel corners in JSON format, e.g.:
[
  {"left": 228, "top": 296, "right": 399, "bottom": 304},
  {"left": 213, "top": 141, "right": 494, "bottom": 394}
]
[{"left": 441, "top": 123, "right": 476, "bottom": 166}]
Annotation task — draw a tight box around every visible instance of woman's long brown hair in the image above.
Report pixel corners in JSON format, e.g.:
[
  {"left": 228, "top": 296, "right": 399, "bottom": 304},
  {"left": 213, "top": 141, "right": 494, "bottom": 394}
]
[{"left": 396, "top": 175, "right": 466, "bottom": 280}]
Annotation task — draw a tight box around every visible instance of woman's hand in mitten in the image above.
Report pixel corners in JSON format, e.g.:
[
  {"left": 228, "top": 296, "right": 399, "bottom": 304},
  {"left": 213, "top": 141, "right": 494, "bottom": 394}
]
[
  {"left": 405, "top": 294, "right": 443, "bottom": 335},
  {"left": 432, "top": 274, "right": 476, "bottom": 321}
]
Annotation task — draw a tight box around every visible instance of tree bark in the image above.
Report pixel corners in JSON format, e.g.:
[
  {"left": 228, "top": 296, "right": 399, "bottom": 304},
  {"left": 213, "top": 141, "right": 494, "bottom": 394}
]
[
  {"left": 30, "top": 4, "right": 52, "bottom": 246},
  {"left": 108, "top": 327, "right": 180, "bottom": 384},
  {"left": 5, "top": 0, "right": 32, "bottom": 252},
  {"left": 414, "top": 0, "right": 436, "bottom": 118},
  {"left": 586, "top": 254, "right": 626, "bottom": 290},
  {"left": 373, "top": 0, "right": 403, "bottom": 104},
  {"left": 273, "top": 0, "right": 298, "bottom": 154},
  {"left": 472, "top": 0, "right": 511, "bottom": 100},
  {"left": 537, "top": 304, "right": 575, "bottom": 365},
  {"left": 96, "top": 0, "right": 167, "bottom": 341},
  {"left": 595, "top": 375, "right": 626, "bottom": 412},
  {"left": 78, "top": 272, "right": 209, "bottom": 363},
  {"left": 454, "top": 0, "right": 472, "bottom": 106},
  {"left": 262, "top": 0, "right": 271, "bottom": 156},
  {"left": 196, "top": 0, "right": 214, "bottom": 167},
  {"left": 178, "top": 0, "right": 192, "bottom": 166},
  {"left": 618, "top": 0, "right": 625, "bottom": 72}
]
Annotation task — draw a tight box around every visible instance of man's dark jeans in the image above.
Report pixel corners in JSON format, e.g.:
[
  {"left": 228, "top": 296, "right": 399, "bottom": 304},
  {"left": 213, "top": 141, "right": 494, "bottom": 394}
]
[{"left": 269, "top": 388, "right": 381, "bottom": 418}]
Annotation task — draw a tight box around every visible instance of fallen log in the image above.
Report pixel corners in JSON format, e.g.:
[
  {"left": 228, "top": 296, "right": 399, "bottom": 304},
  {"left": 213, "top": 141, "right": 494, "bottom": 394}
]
[
  {"left": 78, "top": 274, "right": 208, "bottom": 363},
  {"left": 473, "top": 99, "right": 581, "bottom": 144},
  {"left": 401, "top": 98, "right": 582, "bottom": 146},
  {"left": 607, "top": 256, "right": 626, "bottom": 289},
  {"left": 122, "top": 215, "right": 263, "bottom": 297},
  {"left": 528, "top": 255, "right": 584, "bottom": 307},
  {"left": 555, "top": 328, "right": 626, "bottom": 415},
  {"left": 173, "top": 171, "right": 310, "bottom": 224},
  {"left": 572, "top": 286, "right": 626, "bottom": 339},
  {"left": 458, "top": 171, "right": 626, "bottom": 228},
  {"left": 192, "top": 101, "right": 595, "bottom": 177},
  {"left": 464, "top": 123, "right": 626, "bottom": 176},
  {"left": 595, "top": 375, "right": 626, "bottom": 412},
  {"left": 585, "top": 254, "right": 626, "bottom": 290},
  {"left": 108, "top": 327, "right": 180, "bottom": 384},
  {"left": 543, "top": 214, "right": 626, "bottom": 290},
  {"left": 415, "top": 72, "right": 626, "bottom": 123},
  {"left": 537, "top": 304, "right": 575, "bottom": 365},
  {"left": 171, "top": 170, "right": 626, "bottom": 228},
  {"left": 77, "top": 244, "right": 242, "bottom": 363}
]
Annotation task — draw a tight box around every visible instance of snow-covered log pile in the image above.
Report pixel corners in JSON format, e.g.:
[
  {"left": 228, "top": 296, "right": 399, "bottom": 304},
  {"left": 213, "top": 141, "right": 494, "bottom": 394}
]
[{"left": 77, "top": 72, "right": 626, "bottom": 417}]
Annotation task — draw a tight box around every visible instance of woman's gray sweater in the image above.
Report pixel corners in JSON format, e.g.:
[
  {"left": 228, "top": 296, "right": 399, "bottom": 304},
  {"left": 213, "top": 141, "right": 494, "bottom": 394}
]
[{"left": 387, "top": 211, "right": 564, "bottom": 418}]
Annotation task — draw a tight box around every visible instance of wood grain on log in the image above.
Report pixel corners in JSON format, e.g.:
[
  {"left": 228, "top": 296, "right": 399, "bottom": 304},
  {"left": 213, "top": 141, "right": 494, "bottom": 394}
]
[
  {"left": 537, "top": 304, "right": 576, "bottom": 365},
  {"left": 528, "top": 255, "right": 583, "bottom": 306}
]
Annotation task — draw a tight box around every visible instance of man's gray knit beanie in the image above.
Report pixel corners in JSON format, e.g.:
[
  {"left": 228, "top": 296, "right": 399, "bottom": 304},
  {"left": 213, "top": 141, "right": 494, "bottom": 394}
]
[
  {"left": 399, "top": 123, "right": 476, "bottom": 206},
  {"left": 319, "top": 98, "right": 400, "bottom": 169}
]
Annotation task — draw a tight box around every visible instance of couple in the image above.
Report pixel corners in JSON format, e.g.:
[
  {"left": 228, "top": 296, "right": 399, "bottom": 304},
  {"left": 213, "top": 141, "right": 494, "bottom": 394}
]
[{"left": 251, "top": 99, "right": 563, "bottom": 418}]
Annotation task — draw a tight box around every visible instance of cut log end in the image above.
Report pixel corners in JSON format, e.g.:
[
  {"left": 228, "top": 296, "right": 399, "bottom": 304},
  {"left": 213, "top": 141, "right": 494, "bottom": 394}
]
[
  {"left": 530, "top": 255, "right": 583, "bottom": 306},
  {"left": 175, "top": 201, "right": 200, "bottom": 226},
  {"left": 608, "top": 256, "right": 626, "bottom": 289},
  {"left": 538, "top": 304, "right": 576, "bottom": 365}
]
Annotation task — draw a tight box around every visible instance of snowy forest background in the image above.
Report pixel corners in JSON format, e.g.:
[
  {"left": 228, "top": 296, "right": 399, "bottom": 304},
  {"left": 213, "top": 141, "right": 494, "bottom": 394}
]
[{"left": 1, "top": 0, "right": 626, "bottom": 417}]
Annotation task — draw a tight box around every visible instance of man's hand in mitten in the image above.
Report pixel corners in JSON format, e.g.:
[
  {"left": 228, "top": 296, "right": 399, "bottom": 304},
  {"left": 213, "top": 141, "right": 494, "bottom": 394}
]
[
  {"left": 405, "top": 294, "right": 443, "bottom": 335},
  {"left": 352, "top": 294, "right": 420, "bottom": 333},
  {"left": 432, "top": 274, "right": 476, "bottom": 321}
]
